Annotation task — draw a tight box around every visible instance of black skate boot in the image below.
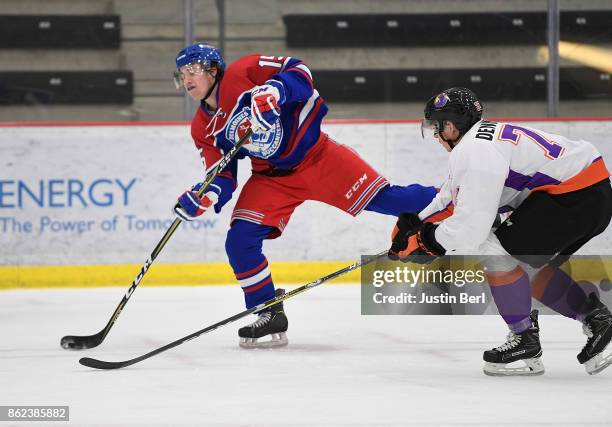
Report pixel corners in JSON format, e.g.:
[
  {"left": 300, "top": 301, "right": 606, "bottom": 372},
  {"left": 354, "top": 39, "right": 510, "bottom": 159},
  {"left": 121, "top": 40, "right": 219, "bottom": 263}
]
[
  {"left": 238, "top": 288, "right": 288, "bottom": 349},
  {"left": 483, "top": 310, "right": 545, "bottom": 376},
  {"left": 577, "top": 293, "right": 612, "bottom": 375}
]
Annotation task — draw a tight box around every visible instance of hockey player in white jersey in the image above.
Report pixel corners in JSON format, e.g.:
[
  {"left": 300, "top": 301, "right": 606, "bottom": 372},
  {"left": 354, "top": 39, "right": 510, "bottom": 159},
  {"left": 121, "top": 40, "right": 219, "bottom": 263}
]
[{"left": 388, "top": 87, "right": 612, "bottom": 376}]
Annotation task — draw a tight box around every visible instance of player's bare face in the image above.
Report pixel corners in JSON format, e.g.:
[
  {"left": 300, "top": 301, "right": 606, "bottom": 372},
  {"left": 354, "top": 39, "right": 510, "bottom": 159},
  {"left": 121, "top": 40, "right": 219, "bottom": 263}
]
[
  {"left": 437, "top": 128, "right": 454, "bottom": 152},
  {"left": 177, "top": 63, "right": 216, "bottom": 101},
  {"left": 437, "top": 122, "right": 461, "bottom": 152},
  {"left": 422, "top": 119, "right": 451, "bottom": 152},
  {"left": 436, "top": 137, "right": 452, "bottom": 152},
  {"left": 422, "top": 119, "right": 461, "bottom": 152}
]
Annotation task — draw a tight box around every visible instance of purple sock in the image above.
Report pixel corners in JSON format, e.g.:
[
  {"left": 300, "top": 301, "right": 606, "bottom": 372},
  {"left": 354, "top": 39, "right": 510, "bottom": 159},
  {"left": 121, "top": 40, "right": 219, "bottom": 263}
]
[
  {"left": 487, "top": 267, "right": 532, "bottom": 333},
  {"left": 532, "top": 266, "right": 595, "bottom": 321}
]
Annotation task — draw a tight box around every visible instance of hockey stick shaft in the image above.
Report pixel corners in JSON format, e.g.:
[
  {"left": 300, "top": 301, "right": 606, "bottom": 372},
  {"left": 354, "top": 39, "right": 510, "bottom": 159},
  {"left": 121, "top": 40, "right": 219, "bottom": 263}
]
[
  {"left": 61, "top": 129, "right": 253, "bottom": 350},
  {"left": 79, "top": 251, "right": 388, "bottom": 369}
]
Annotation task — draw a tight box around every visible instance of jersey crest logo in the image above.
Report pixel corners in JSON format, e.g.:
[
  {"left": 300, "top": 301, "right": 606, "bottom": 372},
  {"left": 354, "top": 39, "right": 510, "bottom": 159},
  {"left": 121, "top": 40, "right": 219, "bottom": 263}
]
[{"left": 226, "top": 106, "right": 283, "bottom": 159}]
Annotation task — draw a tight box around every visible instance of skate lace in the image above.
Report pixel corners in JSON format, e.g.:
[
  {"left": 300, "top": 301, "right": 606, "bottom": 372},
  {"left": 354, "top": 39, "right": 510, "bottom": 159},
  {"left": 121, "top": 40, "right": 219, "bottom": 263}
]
[
  {"left": 582, "top": 323, "right": 594, "bottom": 338},
  {"left": 248, "top": 311, "right": 272, "bottom": 328},
  {"left": 496, "top": 332, "right": 521, "bottom": 352},
  {"left": 579, "top": 322, "right": 596, "bottom": 355}
]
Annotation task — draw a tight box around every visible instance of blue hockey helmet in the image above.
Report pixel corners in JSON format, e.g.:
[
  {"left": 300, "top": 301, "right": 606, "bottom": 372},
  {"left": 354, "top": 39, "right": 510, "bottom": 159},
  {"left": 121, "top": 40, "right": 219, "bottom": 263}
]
[
  {"left": 175, "top": 43, "right": 225, "bottom": 71},
  {"left": 173, "top": 43, "right": 225, "bottom": 97}
]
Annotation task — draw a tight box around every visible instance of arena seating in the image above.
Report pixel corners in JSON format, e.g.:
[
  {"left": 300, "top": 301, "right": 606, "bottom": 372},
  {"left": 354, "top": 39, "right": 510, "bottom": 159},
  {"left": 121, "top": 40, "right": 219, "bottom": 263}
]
[
  {"left": 0, "top": 14, "right": 131, "bottom": 105},
  {"left": 313, "top": 67, "right": 611, "bottom": 103},
  {"left": 0, "top": 1, "right": 610, "bottom": 120},
  {"left": 284, "top": 11, "right": 612, "bottom": 47},
  {"left": 0, "top": 71, "right": 133, "bottom": 105},
  {"left": 283, "top": 10, "right": 611, "bottom": 104},
  {"left": 0, "top": 15, "right": 121, "bottom": 48}
]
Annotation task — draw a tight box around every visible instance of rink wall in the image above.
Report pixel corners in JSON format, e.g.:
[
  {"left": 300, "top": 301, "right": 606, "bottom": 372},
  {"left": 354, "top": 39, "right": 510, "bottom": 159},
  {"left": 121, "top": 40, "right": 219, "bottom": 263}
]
[{"left": 2, "top": 118, "right": 612, "bottom": 289}]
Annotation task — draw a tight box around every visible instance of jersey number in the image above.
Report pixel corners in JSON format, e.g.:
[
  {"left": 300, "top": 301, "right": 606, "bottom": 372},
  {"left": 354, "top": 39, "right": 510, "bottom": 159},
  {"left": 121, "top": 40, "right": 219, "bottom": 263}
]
[
  {"left": 498, "top": 124, "right": 564, "bottom": 159},
  {"left": 258, "top": 55, "right": 285, "bottom": 68}
]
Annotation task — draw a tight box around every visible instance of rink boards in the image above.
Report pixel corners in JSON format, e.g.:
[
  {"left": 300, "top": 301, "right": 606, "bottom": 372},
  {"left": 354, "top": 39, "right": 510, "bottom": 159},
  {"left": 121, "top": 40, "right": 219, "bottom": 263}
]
[{"left": 1, "top": 118, "right": 612, "bottom": 288}]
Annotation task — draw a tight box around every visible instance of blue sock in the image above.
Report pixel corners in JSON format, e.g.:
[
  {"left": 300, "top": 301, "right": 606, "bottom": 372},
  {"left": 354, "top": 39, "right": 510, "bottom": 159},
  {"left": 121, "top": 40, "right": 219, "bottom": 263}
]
[{"left": 225, "top": 220, "right": 277, "bottom": 308}]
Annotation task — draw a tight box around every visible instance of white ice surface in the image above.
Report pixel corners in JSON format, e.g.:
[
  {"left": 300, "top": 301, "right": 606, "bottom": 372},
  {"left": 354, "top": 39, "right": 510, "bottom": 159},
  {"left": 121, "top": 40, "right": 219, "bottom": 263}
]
[{"left": 2, "top": 285, "right": 611, "bottom": 427}]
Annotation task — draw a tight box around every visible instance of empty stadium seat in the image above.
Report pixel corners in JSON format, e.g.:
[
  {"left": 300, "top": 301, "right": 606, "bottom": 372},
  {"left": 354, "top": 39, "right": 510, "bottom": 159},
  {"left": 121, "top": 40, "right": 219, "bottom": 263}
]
[
  {"left": 0, "top": 71, "right": 133, "bottom": 104},
  {"left": 0, "top": 15, "right": 121, "bottom": 49}
]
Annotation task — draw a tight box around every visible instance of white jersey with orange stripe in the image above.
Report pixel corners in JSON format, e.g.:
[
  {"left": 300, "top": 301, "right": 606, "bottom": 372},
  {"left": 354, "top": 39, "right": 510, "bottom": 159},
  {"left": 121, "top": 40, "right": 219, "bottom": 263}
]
[{"left": 418, "top": 120, "right": 608, "bottom": 253}]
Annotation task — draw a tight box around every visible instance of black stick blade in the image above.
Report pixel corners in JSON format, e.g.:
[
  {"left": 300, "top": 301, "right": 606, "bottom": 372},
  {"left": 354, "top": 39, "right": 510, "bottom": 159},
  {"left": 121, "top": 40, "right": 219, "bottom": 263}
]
[
  {"left": 77, "top": 251, "right": 386, "bottom": 371},
  {"left": 60, "top": 332, "right": 103, "bottom": 350},
  {"left": 79, "top": 357, "right": 127, "bottom": 370}
]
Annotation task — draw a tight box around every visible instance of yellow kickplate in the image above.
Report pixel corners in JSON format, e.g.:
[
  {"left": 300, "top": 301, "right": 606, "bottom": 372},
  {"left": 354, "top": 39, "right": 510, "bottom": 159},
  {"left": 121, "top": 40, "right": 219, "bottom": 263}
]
[{"left": 0, "top": 261, "right": 360, "bottom": 289}]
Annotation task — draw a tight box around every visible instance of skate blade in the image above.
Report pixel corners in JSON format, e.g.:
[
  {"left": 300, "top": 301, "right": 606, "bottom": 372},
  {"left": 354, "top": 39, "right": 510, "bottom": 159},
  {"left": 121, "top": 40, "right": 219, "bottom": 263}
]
[
  {"left": 584, "top": 351, "right": 612, "bottom": 375},
  {"left": 239, "top": 332, "right": 288, "bottom": 349},
  {"left": 483, "top": 358, "right": 545, "bottom": 376}
]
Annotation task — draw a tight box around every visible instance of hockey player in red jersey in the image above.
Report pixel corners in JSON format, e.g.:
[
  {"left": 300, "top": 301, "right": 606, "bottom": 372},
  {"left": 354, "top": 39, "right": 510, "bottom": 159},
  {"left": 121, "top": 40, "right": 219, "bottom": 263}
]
[
  {"left": 172, "top": 43, "right": 437, "bottom": 348},
  {"left": 389, "top": 87, "right": 612, "bottom": 375}
]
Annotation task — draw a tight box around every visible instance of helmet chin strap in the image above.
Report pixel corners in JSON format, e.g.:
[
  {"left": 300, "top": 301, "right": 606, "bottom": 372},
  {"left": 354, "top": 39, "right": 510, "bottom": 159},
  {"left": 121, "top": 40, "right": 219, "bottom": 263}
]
[
  {"left": 440, "top": 132, "right": 460, "bottom": 150},
  {"left": 202, "top": 70, "right": 221, "bottom": 102}
]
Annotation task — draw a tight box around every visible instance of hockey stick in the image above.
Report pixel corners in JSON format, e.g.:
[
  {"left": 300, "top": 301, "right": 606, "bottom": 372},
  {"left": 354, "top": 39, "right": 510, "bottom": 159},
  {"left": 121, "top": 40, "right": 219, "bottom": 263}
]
[
  {"left": 60, "top": 128, "right": 253, "bottom": 350},
  {"left": 79, "top": 250, "right": 388, "bottom": 369}
]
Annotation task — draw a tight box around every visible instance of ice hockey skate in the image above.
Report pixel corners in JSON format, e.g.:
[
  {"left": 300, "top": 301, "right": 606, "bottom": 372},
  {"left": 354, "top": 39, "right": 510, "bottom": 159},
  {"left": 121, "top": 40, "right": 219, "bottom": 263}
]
[
  {"left": 577, "top": 293, "right": 612, "bottom": 375},
  {"left": 483, "top": 310, "right": 545, "bottom": 376},
  {"left": 238, "top": 288, "right": 289, "bottom": 349}
]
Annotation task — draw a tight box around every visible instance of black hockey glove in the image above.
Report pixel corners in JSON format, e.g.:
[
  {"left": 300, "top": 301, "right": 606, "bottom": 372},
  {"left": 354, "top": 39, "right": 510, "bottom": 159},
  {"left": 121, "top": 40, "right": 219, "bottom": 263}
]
[
  {"left": 388, "top": 213, "right": 446, "bottom": 264},
  {"left": 389, "top": 213, "right": 423, "bottom": 258}
]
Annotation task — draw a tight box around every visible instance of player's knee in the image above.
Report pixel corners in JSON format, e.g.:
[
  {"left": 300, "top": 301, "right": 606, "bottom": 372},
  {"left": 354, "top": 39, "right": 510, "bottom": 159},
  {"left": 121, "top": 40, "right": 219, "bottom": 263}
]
[
  {"left": 225, "top": 224, "right": 246, "bottom": 260},
  {"left": 225, "top": 220, "right": 266, "bottom": 260}
]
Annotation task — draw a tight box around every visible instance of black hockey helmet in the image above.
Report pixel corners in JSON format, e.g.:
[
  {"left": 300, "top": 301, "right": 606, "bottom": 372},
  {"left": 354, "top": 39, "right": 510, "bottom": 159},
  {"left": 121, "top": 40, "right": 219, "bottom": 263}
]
[{"left": 422, "top": 87, "right": 483, "bottom": 139}]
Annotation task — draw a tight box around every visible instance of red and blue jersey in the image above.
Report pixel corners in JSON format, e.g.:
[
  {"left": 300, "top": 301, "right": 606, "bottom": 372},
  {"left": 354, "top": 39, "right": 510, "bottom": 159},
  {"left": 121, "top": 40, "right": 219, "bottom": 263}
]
[{"left": 190, "top": 54, "right": 328, "bottom": 185}]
